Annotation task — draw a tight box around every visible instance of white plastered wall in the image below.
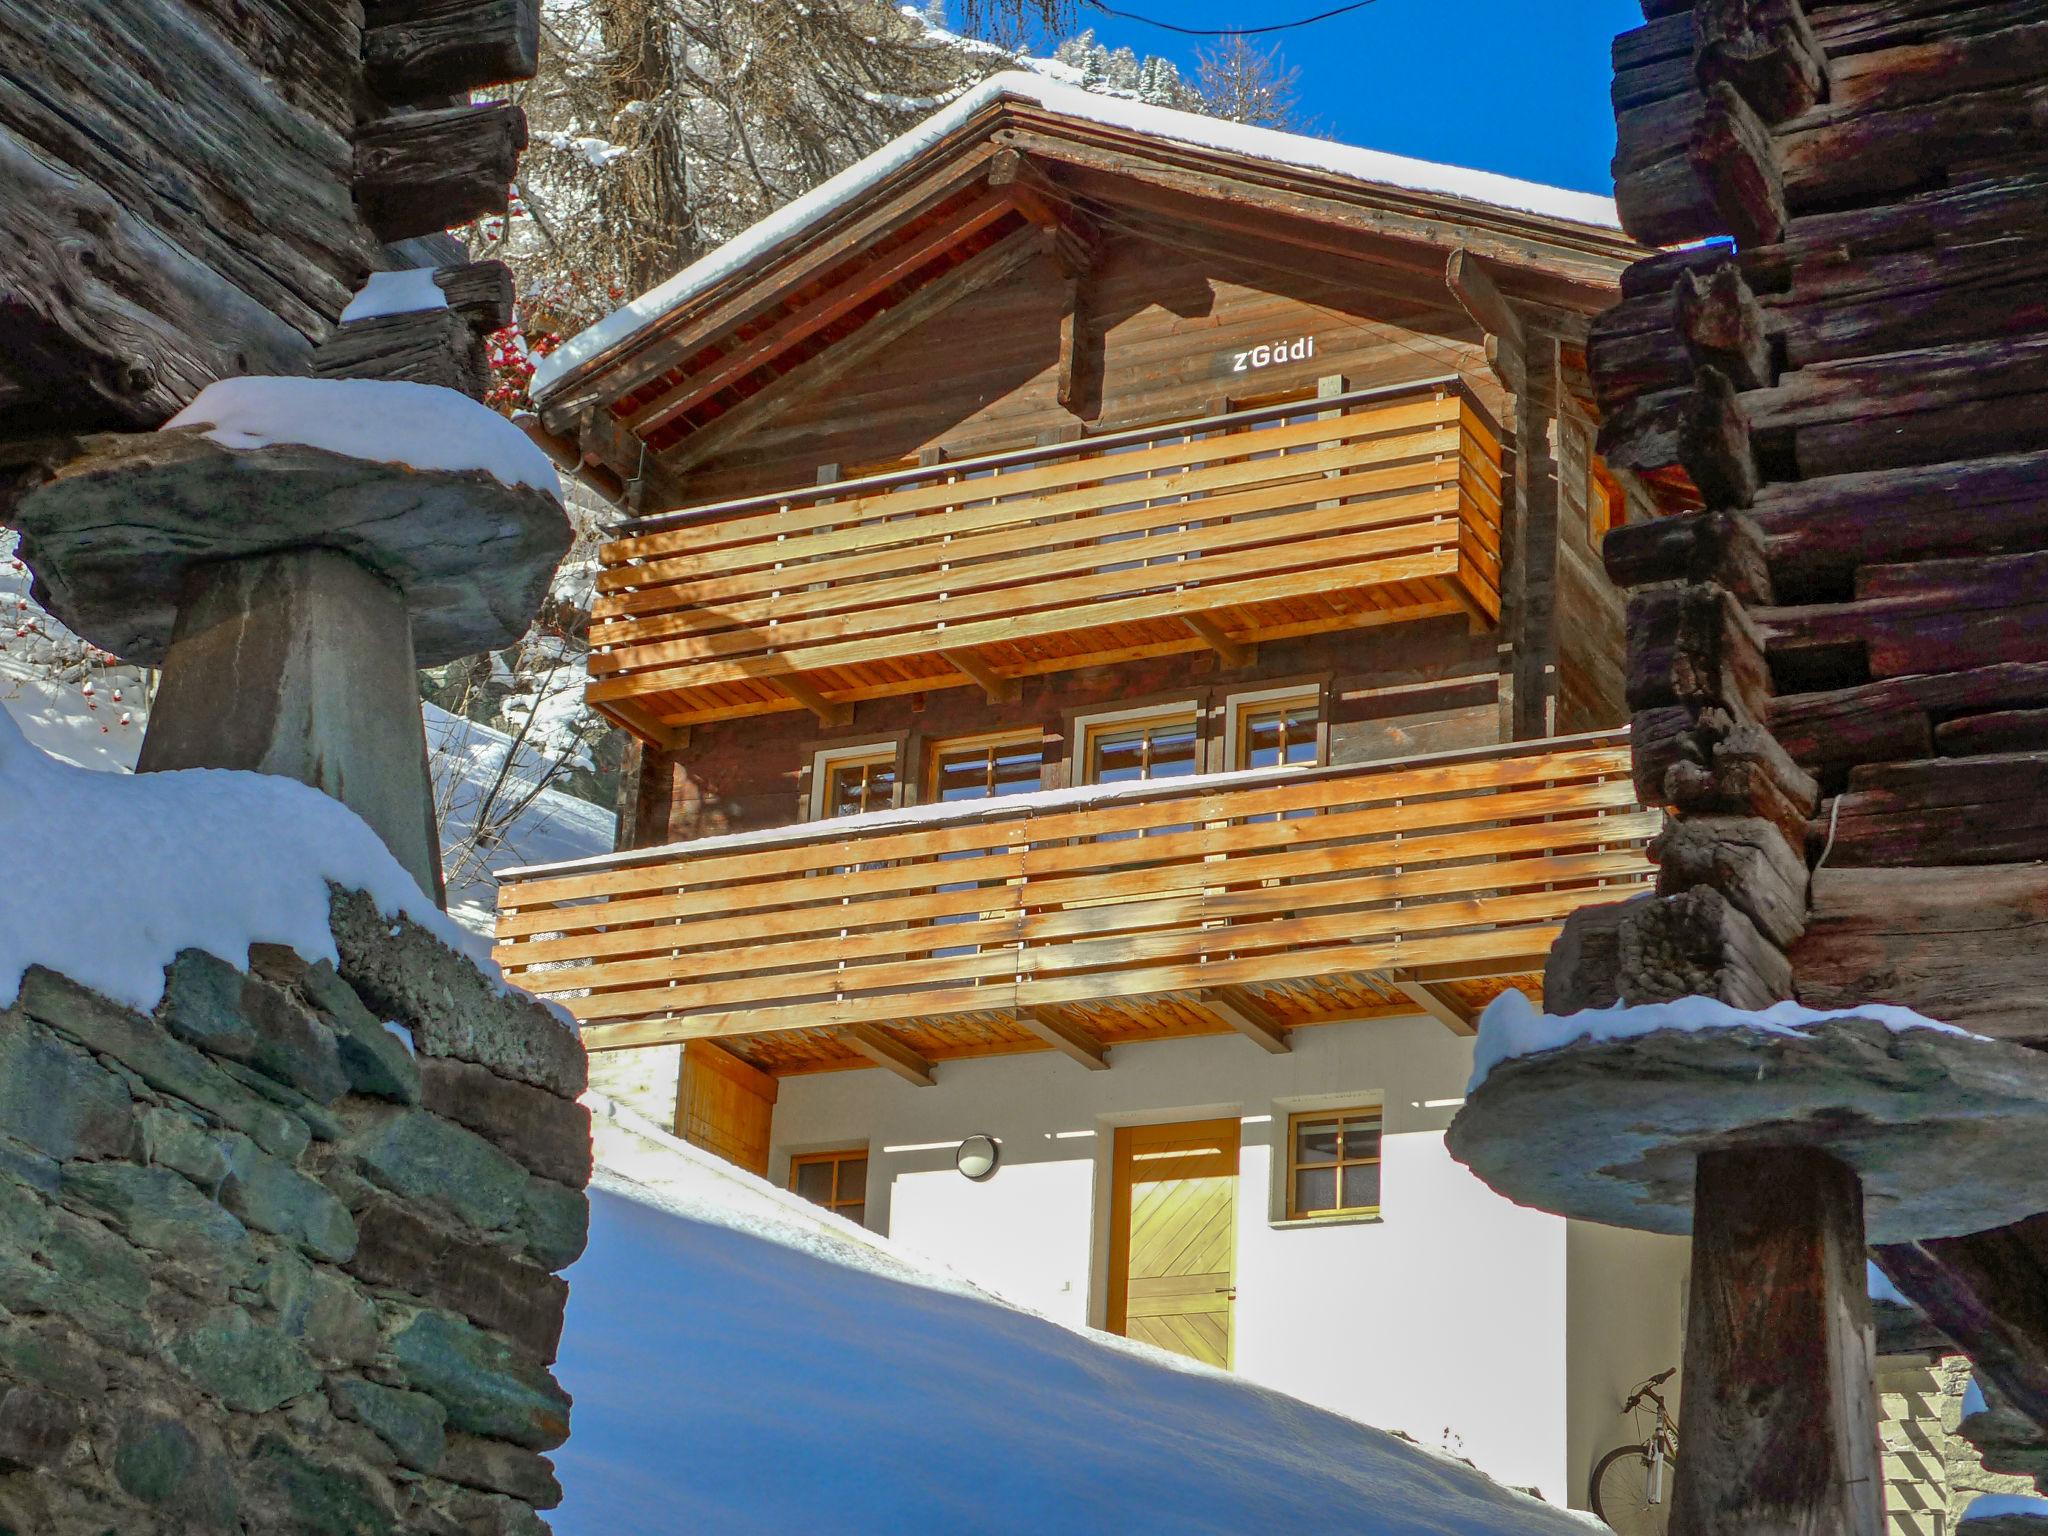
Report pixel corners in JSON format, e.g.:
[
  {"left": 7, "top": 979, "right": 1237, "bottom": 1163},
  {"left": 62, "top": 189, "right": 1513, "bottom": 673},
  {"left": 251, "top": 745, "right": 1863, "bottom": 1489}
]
[{"left": 770, "top": 1013, "right": 1658, "bottom": 1504}]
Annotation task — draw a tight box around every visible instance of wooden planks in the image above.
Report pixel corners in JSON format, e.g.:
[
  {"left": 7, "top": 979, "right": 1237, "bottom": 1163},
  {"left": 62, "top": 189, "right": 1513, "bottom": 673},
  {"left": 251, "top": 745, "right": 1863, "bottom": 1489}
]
[
  {"left": 496, "top": 734, "right": 1657, "bottom": 1058},
  {"left": 586, "top": 382, "right": 1504, "bottom": 736}
]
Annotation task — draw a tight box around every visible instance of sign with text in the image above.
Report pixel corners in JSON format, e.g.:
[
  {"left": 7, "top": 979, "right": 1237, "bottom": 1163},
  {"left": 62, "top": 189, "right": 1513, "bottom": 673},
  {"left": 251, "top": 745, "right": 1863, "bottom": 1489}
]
[{"left": 1215, "top": 334, "right": 1318, "bottom": 379}]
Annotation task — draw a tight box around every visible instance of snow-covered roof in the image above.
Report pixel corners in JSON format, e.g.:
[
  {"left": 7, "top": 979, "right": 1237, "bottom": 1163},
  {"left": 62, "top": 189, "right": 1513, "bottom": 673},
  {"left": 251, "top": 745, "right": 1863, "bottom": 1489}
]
[{"left": 531, "top": 71, "right": 1622, "bottom": 401}]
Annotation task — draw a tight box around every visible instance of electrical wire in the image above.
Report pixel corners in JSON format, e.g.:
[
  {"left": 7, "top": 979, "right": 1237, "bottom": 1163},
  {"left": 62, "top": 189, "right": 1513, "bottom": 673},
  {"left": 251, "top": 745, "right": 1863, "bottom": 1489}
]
[{"left": 1079, "top": 0, "right": 1384, "bottom": 37}]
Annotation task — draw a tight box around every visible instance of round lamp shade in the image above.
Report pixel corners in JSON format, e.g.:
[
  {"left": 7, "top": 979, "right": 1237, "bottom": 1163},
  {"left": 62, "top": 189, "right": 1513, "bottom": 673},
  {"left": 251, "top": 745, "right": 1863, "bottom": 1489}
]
[{"left": 955, "top": 1134, "right": 1000, "bottom": 1181}]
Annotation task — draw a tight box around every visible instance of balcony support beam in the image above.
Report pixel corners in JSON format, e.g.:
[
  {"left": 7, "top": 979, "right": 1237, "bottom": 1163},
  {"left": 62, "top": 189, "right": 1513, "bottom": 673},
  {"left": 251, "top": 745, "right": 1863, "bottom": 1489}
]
[
  {"left": 771, "top": 673, "right": 852, "bottom": 728},
  {"left": 942, "top": 647, "right": 1021, "bottom": 704},
  {"left": 1182, "top": 613, "right": 1255, "bottom": 670},
  {"left": 1201, "top": 989, "right": 1291, "bottom": 1054},
  {"left": 841, "top": 1023, "right": 935, "bottom": 1087},
  {"left": 1393, "top": 978, "right": 1479, "bottom": 1036},
  {"left": 1014, "top": 1008, "right": 1109, "bottom": 1070}
]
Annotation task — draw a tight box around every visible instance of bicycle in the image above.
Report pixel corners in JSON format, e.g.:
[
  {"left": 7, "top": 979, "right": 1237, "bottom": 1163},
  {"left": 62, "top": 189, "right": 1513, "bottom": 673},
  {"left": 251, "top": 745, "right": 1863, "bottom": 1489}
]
[{"left": 1589, "top": 1367, "right": 1679, "bottom": 1534}]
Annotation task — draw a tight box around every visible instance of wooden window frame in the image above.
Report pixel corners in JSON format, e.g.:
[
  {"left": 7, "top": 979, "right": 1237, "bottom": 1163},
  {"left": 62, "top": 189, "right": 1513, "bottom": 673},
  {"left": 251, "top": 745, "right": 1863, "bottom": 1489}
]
[
  {"left": 789, "top": 1146, "right": 870, "bottom": 1223},
  {"left": 808, "top": 742, "right": 902, "bottom": 821},
  {"left": 1071, "top": 700, "right": 1202, "bottom": 788},
  {"left": 1224, "top": 683, "right": 1325, "bottom": 772},
  {"left": 1283, "top": 1106, "right": 1383, "bottom": 1222},
  {"left": 921, "top": 728, "right": 1047, "bottom": 806}
]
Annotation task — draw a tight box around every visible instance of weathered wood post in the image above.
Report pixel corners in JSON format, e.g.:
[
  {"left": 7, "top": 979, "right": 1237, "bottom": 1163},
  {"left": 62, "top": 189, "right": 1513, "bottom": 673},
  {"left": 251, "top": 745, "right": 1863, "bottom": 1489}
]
[
  {"left": 8, "top": 377, "right": 571, "bottom": 901},
  {"left": 1449, "top": 1005, "right": 2048, "bottom": 1534}
]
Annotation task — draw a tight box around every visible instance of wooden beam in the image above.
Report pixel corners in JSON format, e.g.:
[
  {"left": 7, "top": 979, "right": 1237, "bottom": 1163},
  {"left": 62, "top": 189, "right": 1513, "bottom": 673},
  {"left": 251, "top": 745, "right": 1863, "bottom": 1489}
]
[
  {"left": 310, "top": 307, "right": 484, "bottom": 397},
  {"left": 363, "top": 0, "right": 540, "bottom": 102},
  {"left": 1014, "top": 1009, "right": 1109, "bottom": 1070},
  {"left": 942, "top": 647, "right": 1020, "bottom": 704},
  {"left": 1182, "top": 612, "right": 1254, "bottom": 670},
  {"left": 1392, "top": 979, "right": 1477, "bottom": 1035},
  {"left": 1876, "top": 1217, "right": 2048, "bottom": 1430},
  {"left": 653, "top": 226, "right": 1047, "bottom": 480},
  {"left": 1445, "top": 248, "right": 1526, "bottom": 391},
  {"left": 770, "top": 673, "right": 852, "bottom": 728},
  {"left": 1200, "top": 989, "right": 1291, "bottom": 1054},
  {"left": 591, "top": 697, "right": 693, "bottom": 752},
  {"left": 432, "top": 259, "right": 517, "bottom": 332},
  {"left": 353, "top": 103, "right": 528, "bottom": 243},
  {"left": 840, "top": 1023, "right": 935, "bottom": 1087}
]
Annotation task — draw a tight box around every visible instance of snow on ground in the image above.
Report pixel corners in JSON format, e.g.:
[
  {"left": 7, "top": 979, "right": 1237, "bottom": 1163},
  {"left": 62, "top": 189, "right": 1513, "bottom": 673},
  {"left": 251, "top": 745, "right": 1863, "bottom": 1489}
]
[
  {"left": 0, "top": 699, "right": 462, "bottom": 1012},
  {"left": 532, "top": 70, "right": 1620, "bottom": 398},
  {"left": 557, "top": 1099, "right": 1607, "bottom": 1536},
  {"left": 1469, "top": 989, "right": 1975, "bottom": 1093},
  {"left": 165, "top": 377, "right": 563, "bottom": 500},
  {"left": 1, "top": 533, "right": 146, "bottom": 772}
]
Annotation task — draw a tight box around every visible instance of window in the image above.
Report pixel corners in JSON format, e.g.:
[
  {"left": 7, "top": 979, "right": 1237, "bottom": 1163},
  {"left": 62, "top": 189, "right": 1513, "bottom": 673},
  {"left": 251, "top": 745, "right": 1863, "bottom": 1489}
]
[
  {"left": 1286, "top": 1108, "right": 1382, "bottom": 1220},
  {"left": 928, "top": 733, "right": 1045, "bottom": 803},
  {"left": 1079, "top": 706, "right": 1199, "bottom": 787},
  {"left": 790, "top": 1149, "right": 869, "bottom": 1226},
  {"left": 1228, "top": 688, "right": 1321, "bottom": 771},
  {"left": 811, "top": 745, "right": 897, "bottom": 820}
]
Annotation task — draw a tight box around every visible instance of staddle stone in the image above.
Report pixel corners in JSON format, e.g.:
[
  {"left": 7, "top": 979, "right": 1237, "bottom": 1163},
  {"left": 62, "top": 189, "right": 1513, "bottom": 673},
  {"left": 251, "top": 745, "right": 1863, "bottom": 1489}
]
[
  {"left": 1447, "top": 1016, "right": 2048, "bottom": 1242},
  {"left": 10, "top": 429, "right": 570, "bottom": 667}
]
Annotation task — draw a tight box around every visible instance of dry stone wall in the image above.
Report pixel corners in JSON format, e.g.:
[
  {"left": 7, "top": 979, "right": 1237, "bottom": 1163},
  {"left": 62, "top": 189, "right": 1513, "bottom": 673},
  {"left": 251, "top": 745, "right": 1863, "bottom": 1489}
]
[{"left": 0, "top": 885, "right": 588, "bottom": 1535}]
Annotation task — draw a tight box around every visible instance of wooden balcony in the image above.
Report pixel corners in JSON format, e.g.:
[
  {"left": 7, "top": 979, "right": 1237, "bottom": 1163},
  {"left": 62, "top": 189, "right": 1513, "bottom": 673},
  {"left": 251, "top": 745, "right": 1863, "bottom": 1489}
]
[
  {"left": 495, "top": 733, "right": 1657, "bottom": 1079},
  {"left": 586, "top": 378, "right": 1505, "bottom": 740}
]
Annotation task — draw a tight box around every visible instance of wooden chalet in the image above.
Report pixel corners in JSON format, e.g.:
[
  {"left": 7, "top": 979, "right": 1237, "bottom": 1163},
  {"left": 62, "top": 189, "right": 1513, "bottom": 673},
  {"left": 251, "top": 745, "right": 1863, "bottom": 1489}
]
[
  {"left": 501, "top": 74, "right": 1657, "bottom": 1093},
  {"left": 496, "top": 73, "right": 1697, "bottom": 1494}
]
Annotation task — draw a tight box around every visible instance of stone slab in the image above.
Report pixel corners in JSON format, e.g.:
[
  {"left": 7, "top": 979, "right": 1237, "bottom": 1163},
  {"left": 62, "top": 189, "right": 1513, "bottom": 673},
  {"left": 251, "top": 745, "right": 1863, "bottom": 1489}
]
[
  {"left": 10, "top": 431, "right": 570, "bottom": 666},
  {"left": 1448, "top": 1018, "right": 2048, "bottom": 1242}
]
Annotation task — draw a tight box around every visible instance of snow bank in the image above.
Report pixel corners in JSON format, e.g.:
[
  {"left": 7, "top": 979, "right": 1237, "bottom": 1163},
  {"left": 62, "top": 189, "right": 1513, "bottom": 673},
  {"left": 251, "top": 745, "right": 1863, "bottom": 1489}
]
[
  {"left": 165, "top": 377, "right": 562, "bottom": 502},
  {"left": 531, "top": 70, "right": 1620, "bottom": 398},
  {"left": 0, "top": 703, "right": 479, "bottom": 1013},
  {"left": 1964, "top": 1495, "right": 2048, "bottom": 1523},
  {"left": 339, "top": 268, "right": 450, "bottom": 323},
  {"left": 1468, "top": 989, "right": 1974, "bottom": 1094},
  {"left": 555, "top": 1105, "right": 1607, "bottom": 1536}
]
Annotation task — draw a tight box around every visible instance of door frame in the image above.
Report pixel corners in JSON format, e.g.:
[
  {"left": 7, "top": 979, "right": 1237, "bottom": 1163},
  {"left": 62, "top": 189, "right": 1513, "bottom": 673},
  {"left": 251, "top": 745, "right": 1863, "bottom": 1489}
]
[{"left": 1102, "top": 1116, "right": 1243, "bottom": 1358}]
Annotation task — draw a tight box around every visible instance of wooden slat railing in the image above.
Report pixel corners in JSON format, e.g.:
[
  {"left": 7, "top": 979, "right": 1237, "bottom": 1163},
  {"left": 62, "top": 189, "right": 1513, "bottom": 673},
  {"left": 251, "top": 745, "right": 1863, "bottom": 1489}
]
[
  {"left": 496, "top": 732, "right": 1656, "bottom": 1054},
  {"left": 587, "top": 377, "right": 1505, "bottom": 738}
]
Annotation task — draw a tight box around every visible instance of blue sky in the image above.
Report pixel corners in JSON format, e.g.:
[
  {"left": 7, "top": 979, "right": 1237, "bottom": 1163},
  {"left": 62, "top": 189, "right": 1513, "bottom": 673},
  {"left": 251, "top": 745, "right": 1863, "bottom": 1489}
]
[{"left": 1046, "top": 0, "right": 1638, "bottom": 196}]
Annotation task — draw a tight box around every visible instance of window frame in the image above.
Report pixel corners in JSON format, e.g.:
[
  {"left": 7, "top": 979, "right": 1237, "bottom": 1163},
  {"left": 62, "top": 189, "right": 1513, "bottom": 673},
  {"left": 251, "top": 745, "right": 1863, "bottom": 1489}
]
[
  {"left": 808, "top": 742, "right": 902, "bottom": 822},
  {"left": 1282, "top": 1106, "right": 1384, "bottom": 1223},
  {"left": 921, "top": 728, "right": 1048, "bottom": 807},
  {"left": 788, "top": 1146, "right": 871, "bottom": 1225},
  {"left": 1224, "top": 683, "right": 1325, "bottom": 773},
  {"left": 1071, "top": 699, "right": 1203, "bottom": 789}
]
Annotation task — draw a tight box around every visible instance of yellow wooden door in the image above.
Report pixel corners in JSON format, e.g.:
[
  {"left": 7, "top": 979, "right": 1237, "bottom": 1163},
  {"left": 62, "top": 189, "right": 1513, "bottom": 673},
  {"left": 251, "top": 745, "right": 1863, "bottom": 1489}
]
[{"left": 1106, "top": 1118, "right": 1240, "bottom": 1368}]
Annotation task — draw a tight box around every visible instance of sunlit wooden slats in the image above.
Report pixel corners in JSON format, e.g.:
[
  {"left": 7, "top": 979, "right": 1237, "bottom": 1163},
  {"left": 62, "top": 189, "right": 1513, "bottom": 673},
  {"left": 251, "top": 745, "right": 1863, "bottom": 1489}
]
[
  {"left": 588, "top": 379, "right": 1507, "bottom": 735},
  {"left": 496, "top": 732, "right": 1657, "bottom": 1060}
]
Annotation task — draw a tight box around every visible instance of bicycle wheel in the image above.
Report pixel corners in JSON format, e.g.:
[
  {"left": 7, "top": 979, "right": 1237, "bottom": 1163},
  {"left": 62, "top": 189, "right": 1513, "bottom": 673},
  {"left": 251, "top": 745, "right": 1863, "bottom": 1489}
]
[{"left": 1589, "top": 1444, "right": 1674, "bottom": 1535}]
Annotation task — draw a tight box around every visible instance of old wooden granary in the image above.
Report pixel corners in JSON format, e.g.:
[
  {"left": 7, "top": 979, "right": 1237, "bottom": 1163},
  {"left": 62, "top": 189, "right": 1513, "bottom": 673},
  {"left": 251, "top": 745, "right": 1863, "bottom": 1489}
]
[{"left": 500, "top": 74, "right": 1685, "bottom": 1502}]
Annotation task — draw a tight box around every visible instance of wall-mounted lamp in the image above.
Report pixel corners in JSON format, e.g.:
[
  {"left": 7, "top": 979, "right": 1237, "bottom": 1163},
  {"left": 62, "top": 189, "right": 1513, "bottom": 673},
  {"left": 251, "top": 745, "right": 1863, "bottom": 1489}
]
[{"left": 955, "top": 1134, "right": 1000, "bottom": 1181}]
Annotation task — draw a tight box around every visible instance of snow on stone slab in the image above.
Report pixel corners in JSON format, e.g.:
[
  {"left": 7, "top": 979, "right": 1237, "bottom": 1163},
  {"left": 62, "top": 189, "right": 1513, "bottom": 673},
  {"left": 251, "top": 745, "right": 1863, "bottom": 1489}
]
[
  {"left": 1468, "top": 988, "right": 1975, "bottom": 1094},
  {"left": 338, "top": 267, "right": 450, "bottom": 323},
  {"left": 0, "top": 702, "right": 486, "bottom": 1014},
  {"left": 556, "top": 1102, "right": 1608, "bottom": 1536},
  {"left": 531, "top": 70, "right": 1620, "bottom": 398},
  {"left": 1964, "top": 1495, "right": 2048, "bottom": 1524},
  {"left": 164, "top": 377, "right": 562, "bottom": 502}
]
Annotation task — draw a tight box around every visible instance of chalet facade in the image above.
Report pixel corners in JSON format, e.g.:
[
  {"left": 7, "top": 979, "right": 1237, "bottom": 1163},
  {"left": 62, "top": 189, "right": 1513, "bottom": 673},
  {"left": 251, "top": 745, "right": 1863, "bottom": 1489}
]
[{"left": 502, "top": 74, "right": 1683, "bottom": 1506}]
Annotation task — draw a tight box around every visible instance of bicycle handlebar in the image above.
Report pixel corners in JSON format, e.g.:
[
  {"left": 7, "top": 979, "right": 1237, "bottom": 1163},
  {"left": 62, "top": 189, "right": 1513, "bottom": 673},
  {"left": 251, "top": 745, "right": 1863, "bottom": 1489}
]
[{"left": 1623, "top": 1368, "right": 1678, "bottom": 1413}]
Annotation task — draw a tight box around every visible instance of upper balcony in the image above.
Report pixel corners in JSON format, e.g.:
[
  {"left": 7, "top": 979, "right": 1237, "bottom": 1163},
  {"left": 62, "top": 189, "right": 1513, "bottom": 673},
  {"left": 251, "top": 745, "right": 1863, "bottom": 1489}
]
[
  {"left": 494, "top": 731, "right": 1655, "bottom": 1079},
  {"left": 585, "top": 377, "right": 1505, "bottom": 741}
]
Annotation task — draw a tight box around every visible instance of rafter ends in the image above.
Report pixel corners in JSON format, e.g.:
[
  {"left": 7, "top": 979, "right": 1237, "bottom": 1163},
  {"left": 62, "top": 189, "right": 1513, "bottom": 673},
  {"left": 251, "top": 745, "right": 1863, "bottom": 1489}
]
[
  {"left": 841, "top": 1023, "right": 936, "bottom": 1087},
  {"left": 594, "top": 697, "right": 691, "bottom": 753},
  {"left": 772, "top": 673, "right": 852, "bottom": 727},
  {"left": 1393, "top": 979, "right": 1478, "bottom": 1035},
  {"left": 1200, "top": 990, "right": 1291, "bottom": 1054},
  {"left": 1182, "top": 613, "right": 1255, "bottom": 670},
  {"left": 942, "top": 647, "right": 1021, "bottom": 704},
  {"left": 1015, "top": 1009, "right": 1109, "bottom": 1070}
]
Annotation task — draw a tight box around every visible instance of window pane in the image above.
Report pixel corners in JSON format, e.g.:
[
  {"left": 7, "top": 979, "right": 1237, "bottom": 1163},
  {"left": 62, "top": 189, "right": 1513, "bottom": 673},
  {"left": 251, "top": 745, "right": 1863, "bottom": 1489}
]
[
  {"left": 1341, "top": 1121, "right": 1382, "bottom": 1163},
  {"left": 794, "top": 1160, "right": 834, "bottom": 1204},
  {"left": 1148, "top": 720, "right": 1197, "bottom": 778},
  {"left": 1294, "top": 1119, "right": 1340, "bottom": 1165},
  {"left": 826, "top": 758, "right": 894, "bottom": 817},
  {"left": 838, "top": 1157, "right": 868, "bottom": 1203},
  {"left": 1294, "top": 1166, "right": 1338, "bottom": 1215},
  {"left": 1343, "top": 1161, "right": 1382, "bottom": 1212},
  {"left": 990, "top": 746, "right": 1044, "bottom": 796},
  {"left": 1091, "top": 726, "right": 1149, "bottom": 786}
]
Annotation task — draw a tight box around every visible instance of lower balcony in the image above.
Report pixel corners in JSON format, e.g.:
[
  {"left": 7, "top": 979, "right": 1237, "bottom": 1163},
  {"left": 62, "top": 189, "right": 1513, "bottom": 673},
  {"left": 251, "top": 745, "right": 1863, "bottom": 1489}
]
[{"left": 494, "top": 731, "right": 1657, "bottom": 1079}]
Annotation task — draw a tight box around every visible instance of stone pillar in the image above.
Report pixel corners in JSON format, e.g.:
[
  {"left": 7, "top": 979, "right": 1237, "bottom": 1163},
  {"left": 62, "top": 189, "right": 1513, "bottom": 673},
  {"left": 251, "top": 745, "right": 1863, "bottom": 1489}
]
[{"left": 138, "top": 550, "right": 445, "bottom": 903}]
